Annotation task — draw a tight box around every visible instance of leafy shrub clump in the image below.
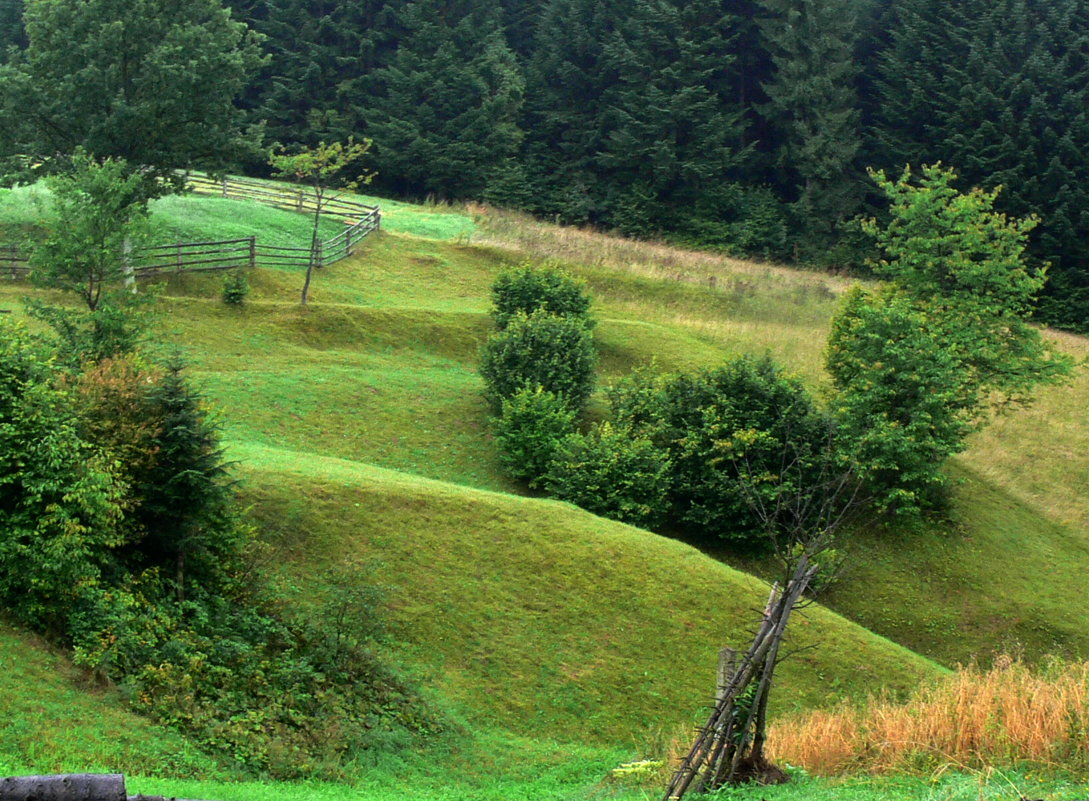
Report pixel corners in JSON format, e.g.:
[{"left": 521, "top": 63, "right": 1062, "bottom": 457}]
[
  {"left": 493, "top": 385, "right": 577, "bottom": 485},
  {"left": 491, "top": 262, "right": 594, "bottom": 330},
  {"left": 0, "top": 317, "right": 436, "bottom": 778},
  {"left": 610, "top": 355, "right": 835, "bottom": 545},
  {"left": 544, "top": 422, "right": 672, "bottom": 528},
  {"left": 479, "top": 308, "right": 596, "bottom": 413}
]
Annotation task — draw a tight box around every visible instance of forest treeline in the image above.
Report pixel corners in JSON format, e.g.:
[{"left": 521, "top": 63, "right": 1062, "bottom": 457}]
[{"left": 2, "top": 0, "right": 1087, "bottom": 330}]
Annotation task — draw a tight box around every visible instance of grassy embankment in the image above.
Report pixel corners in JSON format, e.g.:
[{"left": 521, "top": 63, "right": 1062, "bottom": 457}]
[{"left": 0, "top": 182, "right": 1087, "bottom": 798}]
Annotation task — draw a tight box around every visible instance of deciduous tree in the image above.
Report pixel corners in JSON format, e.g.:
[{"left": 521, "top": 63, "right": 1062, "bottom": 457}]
[
  {"left": 269, "top": 138, "right": 374, "bottom": 305},
  {"left": 827, "top": 165, "right": 1072, "bottom": 514},
  {"left": 0, "top": 0, "right": 264, "bottom": 193}
]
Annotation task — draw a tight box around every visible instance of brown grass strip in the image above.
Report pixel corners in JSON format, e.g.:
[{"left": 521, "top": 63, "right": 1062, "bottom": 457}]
[{"left": 768, "top": 656, "right": 1089, "bottom": 775}]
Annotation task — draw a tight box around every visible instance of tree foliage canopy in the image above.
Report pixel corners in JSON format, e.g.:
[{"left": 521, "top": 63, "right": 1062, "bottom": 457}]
[
  {"left": 828, "top": 165, "right": 1072, "bottom": 514},
  {"left": 0, "top": 0, "right": 264, "bottom": 190}
]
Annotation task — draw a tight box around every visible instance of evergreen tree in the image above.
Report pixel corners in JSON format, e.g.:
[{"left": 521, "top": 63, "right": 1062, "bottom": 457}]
[
  {"left": 233, "top": 0, "right": 390, "bottom": 148},
  {"left": 358, "top": 0, "right": 524, "bottom": 199},
  {"left": 759, "top": 0, "right": 864, "bottom": 251},
  {"left": 0, "top": 0, "right": 25, "bottom": 59},
  {"left": 522, "top": 0, "right": 760, "bottom": 232},
  {"left": 136, "top": 359, "right": 238, "bottom": 599},
  {"left": 874, "top": 0, "right": 1089, "bottom": 330}
]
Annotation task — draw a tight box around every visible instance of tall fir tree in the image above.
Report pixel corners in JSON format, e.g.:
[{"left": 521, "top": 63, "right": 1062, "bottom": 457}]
[
  {"left": 0, "top": 0, "right": 25, "bottom": 60},
  {"left": 356, "top": 0, "right": 524, "bottom": 199},
  {"left": 229, "top": 0, "right": 392, "bottom": 149},
  {"left": 522, "top": 0, "right": 763, "bottom": 236},
  {"left": 875, "top": 0, "right": 1089, "bottom": 330},
  {"left": 759, "top": 0, "right": 865, "bottom": 253}
]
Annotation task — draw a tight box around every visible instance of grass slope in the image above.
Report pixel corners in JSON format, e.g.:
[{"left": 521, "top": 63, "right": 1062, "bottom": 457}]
[
  {"left": 235, "top": 441, "right": 940, "bottom": 744},
  {"left": 2, "top": 184, "right": 1088, "bottom": 793},
  {"left": 0, "top": 625, "right": 221, "bottom": 778}
]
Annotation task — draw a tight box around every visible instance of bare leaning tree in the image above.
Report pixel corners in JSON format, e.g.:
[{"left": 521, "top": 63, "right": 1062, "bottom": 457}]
[
  {"left": 664, "top": 431, "right": 866, "bottom": 799},
  {"left": 269, "top": 138, "right": 374, "bottom": 306}
]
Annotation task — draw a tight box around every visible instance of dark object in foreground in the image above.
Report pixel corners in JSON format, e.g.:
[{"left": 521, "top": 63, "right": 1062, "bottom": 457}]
[{"left": 0, "top": 775, "right": 204, "bottom": 801}]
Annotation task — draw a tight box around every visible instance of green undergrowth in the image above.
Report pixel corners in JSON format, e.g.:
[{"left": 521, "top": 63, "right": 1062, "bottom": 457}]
[{"left": 3, "top": 184, "right": 1089, "bottom": 792}]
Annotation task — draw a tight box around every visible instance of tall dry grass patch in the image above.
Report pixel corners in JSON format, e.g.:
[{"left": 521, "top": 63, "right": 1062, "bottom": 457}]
[
  {"left": 468, "top": 204, "right": 855, "bottom": 296},
  {"left": 769, "top": 656, "right": 1089, "bottom": 775}
]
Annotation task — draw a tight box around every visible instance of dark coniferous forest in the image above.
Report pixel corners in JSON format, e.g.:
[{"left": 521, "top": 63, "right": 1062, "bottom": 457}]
[{"left": 2, "top": 0, "right": 1088, "bottom": 330}]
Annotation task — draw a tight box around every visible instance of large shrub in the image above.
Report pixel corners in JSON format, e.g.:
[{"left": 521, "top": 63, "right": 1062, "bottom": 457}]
[
  {"left": 610, "top": 355, "right": 834, "bottom": 545},
  {"left": 479, "top": 308, "right": 596, "bottom": 412},
  {"left": 544, "top": 422, "right": 672, "bottom": 529},
  {"left": 493, "top": 385, "right": 577, "bottom": 485},
  {"left": 0, "top": 318, "right": 436, "bottom": 777},
  {"left": 0, "top": 319, "right": 125, "bottom": 630},
  {"left": 491, "top": 262, "right": 594, "bottom": 329}
]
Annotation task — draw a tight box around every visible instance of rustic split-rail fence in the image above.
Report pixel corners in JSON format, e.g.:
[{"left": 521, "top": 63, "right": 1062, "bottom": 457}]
[{"left": 0, "top": 172, "right": 381, "bottom": 281}]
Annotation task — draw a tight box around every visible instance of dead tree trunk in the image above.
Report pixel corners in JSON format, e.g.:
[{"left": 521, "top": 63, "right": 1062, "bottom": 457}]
[{"left": 0, "top": 775, "right": 126, "bottom": 801}]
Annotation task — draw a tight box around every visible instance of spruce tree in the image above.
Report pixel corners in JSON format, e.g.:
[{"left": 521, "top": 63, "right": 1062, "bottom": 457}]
[
  {"left": 874, "top": 0, "right": 1089, "bottom": 330},
  {"left": 0, "top": 0, "right": 25, "bottom": 59},
  {"left": 523, "top": 0, "right": 758, "bottom": 231},
  {"left": 358, "top": 0, "right": 524, "bottom": 199},
  {"left": 137, "top": 359, "right": 236, "bottom": 599},
  {"left": 759, "top": 0, "right": 864, "bottom": 251},
  {"left": 234, "top": 0, "right": 390, "bottom": 148}
]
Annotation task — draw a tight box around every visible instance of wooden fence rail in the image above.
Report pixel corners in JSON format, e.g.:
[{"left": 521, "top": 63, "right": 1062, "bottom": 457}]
[
  {"left": 184, "top": 171, "right": 379, "bottom": 222},
  {"left": 1, "top": 172, "right": 382, "bottom": 281}
]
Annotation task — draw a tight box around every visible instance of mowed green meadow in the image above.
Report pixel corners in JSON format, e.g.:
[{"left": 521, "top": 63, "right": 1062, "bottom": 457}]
[{"left": 1, "top": 183, "right": 1087, "bottom": 799}]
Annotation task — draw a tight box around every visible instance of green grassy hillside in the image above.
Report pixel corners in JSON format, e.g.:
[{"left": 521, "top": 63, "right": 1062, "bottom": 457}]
[
  {"left": 0, "top": 625, "right": 222, "bottom": 778},
  {"left": 236, "top": 441, "right": 939, "bottom": 745},
  {"left": 1, "top": 184, "right": 1087, "bottom": 795}
]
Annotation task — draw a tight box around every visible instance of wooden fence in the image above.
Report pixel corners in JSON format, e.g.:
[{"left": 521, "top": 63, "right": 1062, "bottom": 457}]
[
  {"left": 184, "top": 171, "right": 380, "bottom": 223},
  {"left": 1, "top": 244, "right": 27, "bottom": 279},
  {"left": 1, "top": 173, "right": 382, "bottom": 281}
]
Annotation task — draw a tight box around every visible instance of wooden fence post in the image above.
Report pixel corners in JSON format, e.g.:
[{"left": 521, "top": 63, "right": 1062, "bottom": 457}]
[
  {"left": 221, "top": 177, "right": 229, "bottom": 198},
  {"left": 248, "top": 236, "right": 256, "bottom": 269},
  {"left": 716, "top": 648, "right": 738, "bottom": 703},
  {"left": 176, "top": 243, "right": 184, "bottom": 273},
  {"left": 314, "top": 239, "right": 323, "bottom": 269}
]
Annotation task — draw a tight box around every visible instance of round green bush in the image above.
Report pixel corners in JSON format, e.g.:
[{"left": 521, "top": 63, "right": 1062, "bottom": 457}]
[
  {"left": 479, "top": 308, "right": 597, "bottom": 412},
  {"left": 544, "top": 422, "right": 672, "bottom": 529},
  {"left": 493, "top": 385, "right": 577, "bottom": 485},
  {"left": 491, "top": 262, "right": 594, "bottom": 329}
]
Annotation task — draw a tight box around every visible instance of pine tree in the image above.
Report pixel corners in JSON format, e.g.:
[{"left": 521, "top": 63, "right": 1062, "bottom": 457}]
[
  {"left": 357, "top": 0, "right": 524, "bottom": 199},
  {"left": 759, "top": 0, "right": 865, "bottom": 250}
]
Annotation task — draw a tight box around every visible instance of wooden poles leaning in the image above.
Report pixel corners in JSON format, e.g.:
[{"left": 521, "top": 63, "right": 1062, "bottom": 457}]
[{"left": 663, "top": 554, "right": 820, "bottom": 801}]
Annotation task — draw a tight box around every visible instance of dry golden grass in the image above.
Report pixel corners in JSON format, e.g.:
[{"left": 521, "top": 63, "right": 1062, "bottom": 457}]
[
  {"left": 769, "top": 656, "right": 1089, "bottom": 775},
  {"left": 468, "top": 203, "right": 855, "bottom": 295}
]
